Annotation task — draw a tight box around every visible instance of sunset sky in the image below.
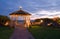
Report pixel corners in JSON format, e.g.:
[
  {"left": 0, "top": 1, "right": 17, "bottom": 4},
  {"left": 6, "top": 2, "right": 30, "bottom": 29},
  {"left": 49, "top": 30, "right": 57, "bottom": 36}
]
[{"left": 0, "top": 0, "right": 60, "bottom": 19}]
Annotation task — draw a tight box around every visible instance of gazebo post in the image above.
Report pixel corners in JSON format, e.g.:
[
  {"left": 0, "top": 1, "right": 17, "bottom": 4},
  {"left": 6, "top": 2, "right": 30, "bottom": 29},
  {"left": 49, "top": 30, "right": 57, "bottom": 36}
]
[
  {"left": 23, "top": 16, "right": 27, "bottom": 28},
  {"left": 28, "top": 16, "right": 30, "bottom": 27},
  {"left": 26, "top": 16, "right": 31, "bottom": 28},
  {"left": 9, "top": 15, "right": 14, "bottom": 28},
  {"left": 13, "top": 15, "right": 16, "bottom": 28},
  {"left": 23, "top": 16, "right": 31, "bottom": 28},
  {"left": 15, "top": 15, "right": 18, "bottom": 27}
]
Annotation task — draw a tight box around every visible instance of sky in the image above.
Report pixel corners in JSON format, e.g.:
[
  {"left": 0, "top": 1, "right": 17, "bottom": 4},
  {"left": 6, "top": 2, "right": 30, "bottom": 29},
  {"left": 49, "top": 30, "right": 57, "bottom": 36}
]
[{"left": 0, "top": 0, "right": 60, "bottom": 19}]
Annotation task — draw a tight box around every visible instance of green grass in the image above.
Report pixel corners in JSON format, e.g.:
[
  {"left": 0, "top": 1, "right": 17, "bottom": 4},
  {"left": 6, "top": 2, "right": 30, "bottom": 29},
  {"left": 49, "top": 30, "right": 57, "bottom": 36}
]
[
  {"left": 0, "top": 27, "right": 14, "bottom": 39},
  {"left": 29, "top": 26, "right": 60, "bottom": 39}
]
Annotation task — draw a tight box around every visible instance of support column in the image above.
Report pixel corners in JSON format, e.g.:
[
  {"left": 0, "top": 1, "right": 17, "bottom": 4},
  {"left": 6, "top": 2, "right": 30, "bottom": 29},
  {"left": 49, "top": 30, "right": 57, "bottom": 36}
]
[
  {"left": 15, "top": 15, "right": 18, "bottom": 28},
  {"left": 28, "top": 17, "right": 31, "bottom": 27},
  {"left": 9, "top": 15, "right": 14, "bottom": 27},
  {"left": 26, "top": 16, "right": 30, "bottom": 28},
  {"left": 23, "top": 16, "right": 31, "bottom": 28},
  {"left": 23, "top": 16, "right": 26, "bottom": 27},
  {"left": 24, "top": 16, "right": 27, "bottom": 27}
]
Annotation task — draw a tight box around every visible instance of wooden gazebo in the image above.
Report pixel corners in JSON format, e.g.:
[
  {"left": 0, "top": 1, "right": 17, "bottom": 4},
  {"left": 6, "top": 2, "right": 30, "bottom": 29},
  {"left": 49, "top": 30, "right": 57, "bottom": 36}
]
[{"left": 9, "top": 8, "right": 31, "bottom": 28}]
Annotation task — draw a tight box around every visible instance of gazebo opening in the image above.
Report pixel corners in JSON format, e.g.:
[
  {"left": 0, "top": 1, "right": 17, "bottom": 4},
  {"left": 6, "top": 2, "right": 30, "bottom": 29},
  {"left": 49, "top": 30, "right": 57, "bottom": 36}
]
[{"left": 9, "top": 7, "right": 31, "bottom": 28}]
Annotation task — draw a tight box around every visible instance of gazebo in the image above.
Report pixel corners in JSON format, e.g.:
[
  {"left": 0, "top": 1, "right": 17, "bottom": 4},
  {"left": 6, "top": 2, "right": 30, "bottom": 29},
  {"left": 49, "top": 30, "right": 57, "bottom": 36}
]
[{"left": 9, "top": 7, "right": 31, "bottom": 28}]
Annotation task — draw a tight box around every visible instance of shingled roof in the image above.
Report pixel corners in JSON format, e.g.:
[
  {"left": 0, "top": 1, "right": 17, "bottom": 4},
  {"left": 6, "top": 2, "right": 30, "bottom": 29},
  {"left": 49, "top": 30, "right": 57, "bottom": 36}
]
[{"left": 9, "top": 9, "right": 31, "bottom": 16}]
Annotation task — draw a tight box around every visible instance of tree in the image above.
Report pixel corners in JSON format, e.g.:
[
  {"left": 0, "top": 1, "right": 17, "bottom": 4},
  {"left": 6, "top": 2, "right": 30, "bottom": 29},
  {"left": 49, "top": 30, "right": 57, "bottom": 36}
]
[{"left": 0, "top": 15, "right": 10, "bottom": 26}]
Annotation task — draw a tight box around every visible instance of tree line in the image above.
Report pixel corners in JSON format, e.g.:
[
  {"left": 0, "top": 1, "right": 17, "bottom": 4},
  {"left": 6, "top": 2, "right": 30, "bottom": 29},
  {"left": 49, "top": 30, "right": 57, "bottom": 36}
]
[{"left": 32, "top": 18, "right": 60, "bottom": 27}]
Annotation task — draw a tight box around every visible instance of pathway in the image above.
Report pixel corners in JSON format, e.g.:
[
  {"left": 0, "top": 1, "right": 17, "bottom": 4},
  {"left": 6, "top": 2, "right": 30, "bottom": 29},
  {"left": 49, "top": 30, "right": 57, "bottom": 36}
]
[{"left": 10, "top": 23, "right": 35, "bottom": 39}]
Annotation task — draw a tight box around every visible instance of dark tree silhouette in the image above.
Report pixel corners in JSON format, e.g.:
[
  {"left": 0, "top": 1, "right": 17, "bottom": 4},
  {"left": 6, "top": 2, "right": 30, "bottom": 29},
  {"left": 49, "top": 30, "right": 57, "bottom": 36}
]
[{"left": 34, "top": 18, "right": 60, "bottom": 27}]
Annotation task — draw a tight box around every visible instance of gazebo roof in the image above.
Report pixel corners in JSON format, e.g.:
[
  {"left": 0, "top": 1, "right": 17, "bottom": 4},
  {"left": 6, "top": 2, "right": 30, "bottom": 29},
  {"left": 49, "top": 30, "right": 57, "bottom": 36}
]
[{"left": 9, "top": 9, "right": 31, "bottom": 16}]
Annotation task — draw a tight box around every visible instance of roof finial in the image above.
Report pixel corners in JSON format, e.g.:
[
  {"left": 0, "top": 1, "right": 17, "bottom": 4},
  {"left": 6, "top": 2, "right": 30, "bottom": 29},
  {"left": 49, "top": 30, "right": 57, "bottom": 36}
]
[{"left": 19, "top": 6, "right": 22, "bottom": 10}]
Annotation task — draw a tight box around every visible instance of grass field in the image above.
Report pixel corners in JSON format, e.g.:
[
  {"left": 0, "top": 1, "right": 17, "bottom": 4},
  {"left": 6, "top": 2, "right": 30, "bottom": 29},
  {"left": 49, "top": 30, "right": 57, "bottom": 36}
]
[
  {"left": 0, "top": 27, "right": 14, "bottom": 39},
  {"left": 29, "top": 26, "right": 60, "bottom": 39}
]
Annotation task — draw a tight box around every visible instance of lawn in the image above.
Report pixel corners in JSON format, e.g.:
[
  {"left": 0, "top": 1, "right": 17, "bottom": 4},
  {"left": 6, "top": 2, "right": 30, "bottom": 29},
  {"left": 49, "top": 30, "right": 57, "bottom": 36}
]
[
  {"left": 0, "top": 27, "right": 14, "bottom": 39},
  {"left": 29, "top": 26, "right": 60, "bottom": 39}
]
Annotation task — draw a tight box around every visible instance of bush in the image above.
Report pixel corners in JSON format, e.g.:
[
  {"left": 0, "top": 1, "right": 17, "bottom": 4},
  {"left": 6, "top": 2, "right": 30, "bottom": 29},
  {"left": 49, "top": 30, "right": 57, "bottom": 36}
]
[{"left": 0, "top": 15, "right": 11, "bottom": 27}]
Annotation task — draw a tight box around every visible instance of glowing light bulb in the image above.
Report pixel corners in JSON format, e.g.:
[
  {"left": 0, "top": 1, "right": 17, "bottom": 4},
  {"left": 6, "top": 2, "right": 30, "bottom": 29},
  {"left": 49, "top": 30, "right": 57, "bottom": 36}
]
[{"left": 19, "top": 6, "right": 22, "bottom": 9}]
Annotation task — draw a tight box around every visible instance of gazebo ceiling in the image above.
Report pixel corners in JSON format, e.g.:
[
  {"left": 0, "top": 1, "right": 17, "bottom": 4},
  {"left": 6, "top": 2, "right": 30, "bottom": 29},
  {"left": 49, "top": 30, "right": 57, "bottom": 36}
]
[{"left": 9, "top": 9, "right": 31, "bottom": 16}]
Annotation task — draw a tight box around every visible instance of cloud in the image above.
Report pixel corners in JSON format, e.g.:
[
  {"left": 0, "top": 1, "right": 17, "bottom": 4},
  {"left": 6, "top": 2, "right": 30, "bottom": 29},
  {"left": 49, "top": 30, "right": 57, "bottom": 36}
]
[
  {"left": 31, "top": 10, "right": 60, "bottom": 19},
  {"left": 21, "top": 0, "right": 60, "bottom": 13},
  {"left": 0, "top": 0, "right": 60, "bottom": 18}
]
